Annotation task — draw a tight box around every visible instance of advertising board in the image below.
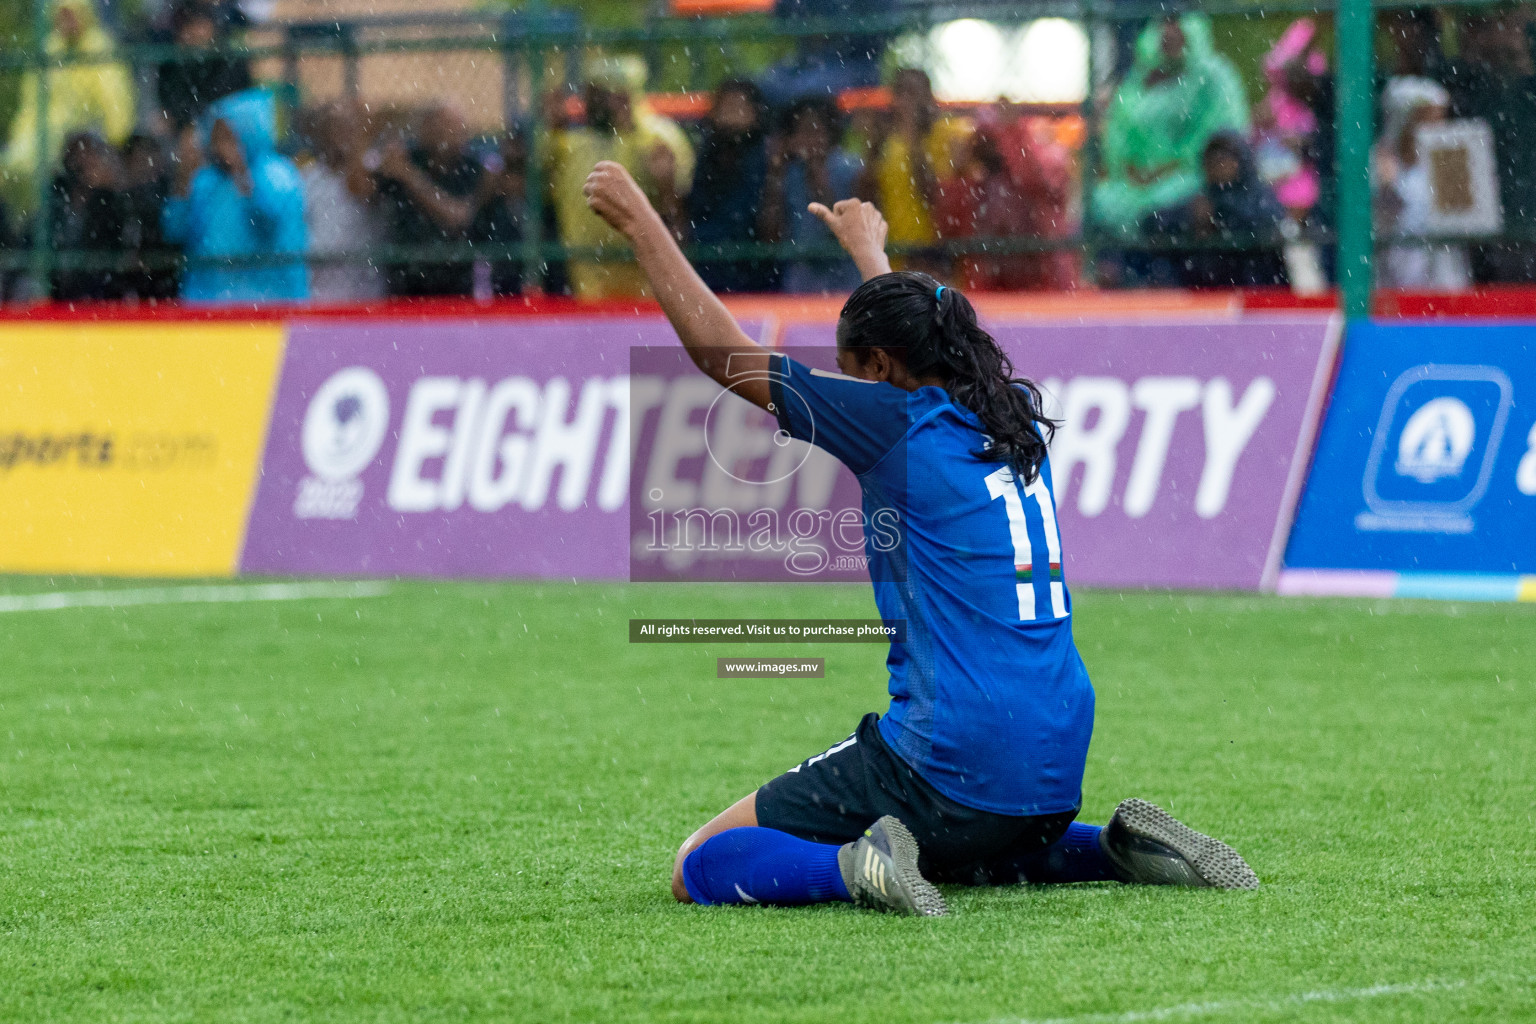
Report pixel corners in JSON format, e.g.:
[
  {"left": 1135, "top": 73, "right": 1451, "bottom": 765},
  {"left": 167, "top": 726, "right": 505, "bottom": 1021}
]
[
  {"left": 244, "top": 313, "right": 1338, "bottom": 591},
  {"left": 0, "top": 323, "right": 285, "bottom": 575},
  {"left": 1284, "top": 321, "right": 1536, "bottom": 591}
]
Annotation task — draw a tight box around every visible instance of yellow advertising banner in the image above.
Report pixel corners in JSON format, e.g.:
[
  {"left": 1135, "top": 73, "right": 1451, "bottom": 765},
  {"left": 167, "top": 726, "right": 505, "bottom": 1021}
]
[{"left": 0, "top": 322, "right": 285, "bottom": 576}]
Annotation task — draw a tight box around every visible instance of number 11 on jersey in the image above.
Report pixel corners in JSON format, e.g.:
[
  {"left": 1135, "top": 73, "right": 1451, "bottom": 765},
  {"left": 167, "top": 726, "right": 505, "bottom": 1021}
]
[{"left": 985, "top": 465, "right": 1067, "bottom": 622}]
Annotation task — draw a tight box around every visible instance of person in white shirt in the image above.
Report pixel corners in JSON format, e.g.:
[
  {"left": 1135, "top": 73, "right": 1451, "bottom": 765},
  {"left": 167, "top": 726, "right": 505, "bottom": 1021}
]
[
  {"left": 1374, "top": 77, "right": 1471, "bottom": 290},
  {"left": 302, "top": 99, "right": 386, "bottom": 303}
]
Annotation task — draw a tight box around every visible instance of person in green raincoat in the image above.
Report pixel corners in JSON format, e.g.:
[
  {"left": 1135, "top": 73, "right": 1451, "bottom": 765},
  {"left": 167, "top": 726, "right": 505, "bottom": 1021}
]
[
  {"left": 2, "top": 0, "right": 136, "bottom": 215},
  {"left": 1093, "top": 14, "right": 1249, "bottom": 241}
]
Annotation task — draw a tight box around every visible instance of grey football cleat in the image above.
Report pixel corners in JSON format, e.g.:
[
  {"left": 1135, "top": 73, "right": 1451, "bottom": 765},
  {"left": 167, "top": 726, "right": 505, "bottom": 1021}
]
[
  {"left": 838, "top": 816, "right": 949, "bottom": 916},
  {"left": 1101, "top": 798, "right": 1260, "bottom": 889}
]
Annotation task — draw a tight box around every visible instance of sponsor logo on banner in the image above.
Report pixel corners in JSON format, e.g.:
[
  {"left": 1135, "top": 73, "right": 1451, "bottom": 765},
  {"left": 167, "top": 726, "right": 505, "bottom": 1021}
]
[
  {"left": 294, "top": 370, "right": 631, "bottom": 520},
  {"left": 1395, "top": 398, "right": 1475, "bottom": 482},
  {"left": 295, "top": 367, "right": 391, "bottom": 519},
  {"left": 887, "top": 317, "right": 1335, "bottom": 590},
  {"left": 380, "top": 374, "right": 630, "bottom": 515},
  {"left": 240, "top": 319, "right": 665, "bottom": 579},
  {"left": 1355, "top": 364, "right": 1513, "bottom": 534},
  {"left": 1038, "top": 375, "right": 1277, "bottom": 521},
  {"left": 0, "top": 323, "right": 285, "bottom": 576},
  {"left": 0, "top": 431, "right": 218, "bottom": 473},
  {"left": 1286, "top": 322, "right": 1536, "bottom": 575}
]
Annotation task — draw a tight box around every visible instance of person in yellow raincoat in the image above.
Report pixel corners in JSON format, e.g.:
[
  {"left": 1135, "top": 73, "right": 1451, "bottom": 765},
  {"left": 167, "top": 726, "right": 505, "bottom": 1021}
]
[
  {"left": 548, "top": 55, "right": 694, "bottom": 299},
  {"left": 865, "top": 68, "right": 970, "bottom": 272},
  {"left": 2, "top": 0, "right": 136, "bottom": 214}
]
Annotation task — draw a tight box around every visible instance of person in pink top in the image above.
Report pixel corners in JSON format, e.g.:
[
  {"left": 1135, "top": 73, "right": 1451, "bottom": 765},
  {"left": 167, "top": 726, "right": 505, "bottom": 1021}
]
[{"left": 1251, "top": 18, "right": 1327, "bottom": 218}]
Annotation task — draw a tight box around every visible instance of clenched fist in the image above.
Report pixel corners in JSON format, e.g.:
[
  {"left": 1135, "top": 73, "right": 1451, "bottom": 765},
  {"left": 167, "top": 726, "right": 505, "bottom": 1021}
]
[{"left": 583, "top": 160, "right": 658, "bottom": 239}]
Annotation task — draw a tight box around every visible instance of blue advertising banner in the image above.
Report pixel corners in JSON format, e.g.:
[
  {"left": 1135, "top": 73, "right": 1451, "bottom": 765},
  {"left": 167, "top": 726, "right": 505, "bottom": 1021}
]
[{"left": 1286, "top": 321, "right": 1536, "bottom": 575}]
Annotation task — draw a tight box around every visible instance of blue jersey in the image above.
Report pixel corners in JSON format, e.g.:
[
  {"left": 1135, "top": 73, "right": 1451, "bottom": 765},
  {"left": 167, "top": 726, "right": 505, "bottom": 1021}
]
[{"left": 769, "top": 354, "right": 1095, "bottom": 816}]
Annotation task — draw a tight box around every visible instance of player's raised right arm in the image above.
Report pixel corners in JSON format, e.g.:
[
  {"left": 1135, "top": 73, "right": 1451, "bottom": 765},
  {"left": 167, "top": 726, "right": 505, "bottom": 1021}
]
[{"left": 583, "top": 161, "right": 773, "bottom": 411}]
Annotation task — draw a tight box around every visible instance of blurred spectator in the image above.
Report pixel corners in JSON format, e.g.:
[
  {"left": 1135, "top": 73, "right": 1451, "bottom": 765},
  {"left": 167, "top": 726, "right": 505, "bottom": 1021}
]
[
  {"left": 1252, "top": 18, "right": 1325, "bottom": 220},
  {"left": 548, "top": 56, "right": 694, "bottom": 299},
  {"left": 1373, "top": 78, "right": 1470, "bottom": 290},
  {"left": 758, "top": 0, "right": 885, "bottom": 109},
  {"left": 687, "top": 80, "right": 774, "bottom": 293},
  {"left": 1149, "top": 132, "right": 1287, "bottom": 288},
  {"left": 163, "top": 88, "right": 308, "bottom": 303},
  {"left": 157, "top": 0, "right": 252, "bottom": 133},
  {"left": 47, "top": 130, "right": 125, "bottom": 301},
  {"left": 1450, "top": 8, "right": 1536, "bottom": 282},
  {"left": 935, "top": 107, "right": 1079, "bottom": 292},
  {"left": 1381, "top": 8, "right": 1450, "bottom": 87},
  {"left": 302, "top": 100, "right": 385, "bottom": 303},
  {"left": 2, "top": 0, "right": 135, "bottom": 216},
  {"left": 374, "top": 105, "right": 482, "bottom": 298},
  {"left": 864, "top": 68, "right": 970, "bottom": 273},
  {"left": 1093, "top": 14, "right": 1249, "bottom": 262},
  {"left": 117, "top": 132, "right": 178, "bottom": 301},
  {"left": 759, "top": 97, "right": 864, "bottom": 294},
  {"left": 0, "top": 196, "right": 18, "bottom": 301},
  {"left": 470, "top": 131, "right": 530, "bottom": 298}
]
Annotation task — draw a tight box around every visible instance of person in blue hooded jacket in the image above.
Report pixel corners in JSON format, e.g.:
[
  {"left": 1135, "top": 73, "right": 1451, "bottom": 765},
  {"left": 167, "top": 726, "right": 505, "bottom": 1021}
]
[{"left": 163, "top": 88, "right": 308, "bottom": 303}]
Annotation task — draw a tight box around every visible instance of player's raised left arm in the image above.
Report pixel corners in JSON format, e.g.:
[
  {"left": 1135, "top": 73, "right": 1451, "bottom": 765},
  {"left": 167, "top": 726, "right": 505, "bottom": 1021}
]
[
  {"left": 583, "top": 161, "right": 773, "bottom": 410},
  {"left": 808, "top": 199, "right": 892, "bottom": 282}
]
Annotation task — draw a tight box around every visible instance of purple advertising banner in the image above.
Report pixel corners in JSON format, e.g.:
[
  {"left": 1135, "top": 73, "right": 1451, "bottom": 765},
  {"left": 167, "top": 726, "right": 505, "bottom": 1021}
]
[
  {"left": 780, "top": 315, "right": 1340, "bottom": 591},
  {"left": 242, "top": 317, "right": 679, "bottom": 578},
  {"left": 242, "top": 313, "right": 1337, "bottom": 590}
]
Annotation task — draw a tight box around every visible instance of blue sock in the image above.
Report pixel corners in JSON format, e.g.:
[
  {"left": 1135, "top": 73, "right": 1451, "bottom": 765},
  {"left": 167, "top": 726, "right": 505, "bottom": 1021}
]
[
  {"left": 681, "top": 827, "right": 852, "bottom": 906},
  {"left": 1016, "top": 822, "right": 1121, "bottom": 884}
]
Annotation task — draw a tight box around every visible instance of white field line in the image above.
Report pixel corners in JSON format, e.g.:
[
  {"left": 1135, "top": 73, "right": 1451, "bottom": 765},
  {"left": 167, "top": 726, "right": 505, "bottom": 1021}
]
[
  {"left": 0, "top": 581, "right": 390, "bottom": 614},
  {"left": 963, "top": 977, "right": 1473, "bottom": 1024}
]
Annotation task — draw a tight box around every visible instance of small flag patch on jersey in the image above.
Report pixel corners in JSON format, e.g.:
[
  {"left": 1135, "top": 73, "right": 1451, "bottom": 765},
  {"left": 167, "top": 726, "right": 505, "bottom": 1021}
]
[{"left": 1015, "top": 563, "right": 1063, "bottom": 583}]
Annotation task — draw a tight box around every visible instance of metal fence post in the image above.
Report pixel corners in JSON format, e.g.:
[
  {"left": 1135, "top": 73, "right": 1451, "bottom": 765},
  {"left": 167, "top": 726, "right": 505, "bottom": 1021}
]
[
  {"left": 1079, "top": 0, "right": 1102, "bottom": 288},
  {"left": 1336, "top": 0, "right": 1375, "bottom": 321},
  {"left": 521, "top": 10, "right": 548, "bottom": 294},
  {"left": 27, "top": 0, "right": 53, "bottom": 297}
]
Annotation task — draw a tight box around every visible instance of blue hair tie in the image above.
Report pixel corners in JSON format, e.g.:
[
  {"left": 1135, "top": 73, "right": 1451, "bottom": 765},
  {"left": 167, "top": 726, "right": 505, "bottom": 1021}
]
[{"left": 935, "top": 285, "right": 946, "bottom": 300}]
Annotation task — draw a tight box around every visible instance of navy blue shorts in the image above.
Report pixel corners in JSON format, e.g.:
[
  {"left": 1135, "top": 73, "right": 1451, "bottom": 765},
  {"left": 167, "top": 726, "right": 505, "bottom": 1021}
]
[{"left": 755, "top": 713, "right": 1077, "bottom": 884}]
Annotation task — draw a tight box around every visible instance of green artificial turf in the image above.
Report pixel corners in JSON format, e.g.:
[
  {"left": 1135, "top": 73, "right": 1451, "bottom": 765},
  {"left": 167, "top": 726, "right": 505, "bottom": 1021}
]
[{"left": 0, "top": 579, "right": 1532, "bottom": 1023}]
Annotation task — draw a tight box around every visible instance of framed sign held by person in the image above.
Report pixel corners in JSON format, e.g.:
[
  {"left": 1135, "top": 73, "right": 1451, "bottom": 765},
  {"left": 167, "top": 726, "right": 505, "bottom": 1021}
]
[{"left": 1419, "top": 118, "right": 1503, "bottom": 237}]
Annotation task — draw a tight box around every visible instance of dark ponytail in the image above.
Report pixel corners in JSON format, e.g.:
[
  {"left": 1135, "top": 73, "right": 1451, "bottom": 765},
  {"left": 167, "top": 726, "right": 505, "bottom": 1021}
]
[{"left": 836, "top": 272, "right": 1057, "bottom": 482}]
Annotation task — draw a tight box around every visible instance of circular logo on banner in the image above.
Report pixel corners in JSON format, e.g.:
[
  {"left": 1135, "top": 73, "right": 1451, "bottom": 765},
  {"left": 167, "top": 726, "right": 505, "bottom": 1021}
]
[
  {"left": 301, "top": 367, "right": 391, "bottom": 481},
  {"left": 1395, "top": 396, "right": 1476, "bottom": 483}
]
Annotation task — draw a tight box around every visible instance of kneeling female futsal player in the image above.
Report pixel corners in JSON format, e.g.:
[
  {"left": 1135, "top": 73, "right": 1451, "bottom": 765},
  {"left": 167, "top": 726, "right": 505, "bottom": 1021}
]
[{"left": 583, "top": 161, "right": 1259, "bottom": 916}]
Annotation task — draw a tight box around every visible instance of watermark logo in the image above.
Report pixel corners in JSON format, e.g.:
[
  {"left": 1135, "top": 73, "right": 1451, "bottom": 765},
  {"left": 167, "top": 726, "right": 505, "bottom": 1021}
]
[
  {"left": 628, "top": 346, "right": 905, "bottom": 583},
  {"left": 295, "top": 366, "right": 390, "bottom": 520}
]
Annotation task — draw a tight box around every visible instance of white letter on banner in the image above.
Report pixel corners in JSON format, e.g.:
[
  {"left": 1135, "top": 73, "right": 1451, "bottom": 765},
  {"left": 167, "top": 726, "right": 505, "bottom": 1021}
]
[
  {"left": 1124, "top": 376, "right": 1202, "bottom": 518},
  {"left": 468, "top": 377, "right": 541, "bottom": 513},
  {"left": 1051, "top": 377, "right": 1131, "bottom": 517},
  {"left": 439, "top": 378, "right": 487, "bottom": 511},
  {"left": 388, "top": 376, "right": 461, "bottom": 513},
  {"left": 1197, "top": 377, "right": 1276, "bottom": 518},
  {"left": 1517, "top": 420, "right": 1536, "bottom": 496},
  {"left": 596, "top": 377, "right": 635, "bottom": 513},
  {"left": 521, "top": 378, "right": 610, "bottom": 512},
  {"left": 643, "top": 376, "right": 717, "bottom": 509}
]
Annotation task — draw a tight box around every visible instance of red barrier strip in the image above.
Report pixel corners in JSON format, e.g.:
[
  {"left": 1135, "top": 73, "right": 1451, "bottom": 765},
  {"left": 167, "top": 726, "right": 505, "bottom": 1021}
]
[{"left": 7, "top": 287, "right": 1536, "bottom": 323}]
